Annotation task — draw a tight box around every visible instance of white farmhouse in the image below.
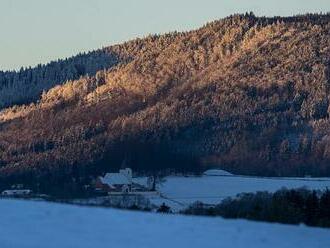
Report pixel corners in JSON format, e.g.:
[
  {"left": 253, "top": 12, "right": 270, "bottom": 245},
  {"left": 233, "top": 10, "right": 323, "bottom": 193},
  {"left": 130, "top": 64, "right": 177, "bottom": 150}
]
[{"left": 95, "top": 168, "right": 133, "bottom": 193}]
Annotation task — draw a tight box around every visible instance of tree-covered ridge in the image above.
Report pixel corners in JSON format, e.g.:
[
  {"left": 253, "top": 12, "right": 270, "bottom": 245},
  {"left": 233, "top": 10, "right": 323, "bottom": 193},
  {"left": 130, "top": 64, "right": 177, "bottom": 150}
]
[
  {"left": 0, "top": 30, "right": 184, "bottom": 110},
  {"left": 1, "top": 13, "right": 330, "bottom": 187},
  {"left": 0, "top": 50, "right": 123, "bottom": 109}
]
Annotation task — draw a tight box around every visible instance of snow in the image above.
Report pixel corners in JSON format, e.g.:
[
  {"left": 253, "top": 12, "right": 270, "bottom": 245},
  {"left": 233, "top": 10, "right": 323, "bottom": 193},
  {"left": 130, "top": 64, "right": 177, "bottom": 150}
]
[
  {"left": 203, "top": 169, "right": 233, "bottom": 176},
  {"left": 101, "top": 169, "right": 132, "bottom": 186},
  {"left": 155, "top": 175, "right": 330, "bottom": 210},
  {"left": 0, "top": 199, "right": 329, "bottom": 248},
  {"left": 132, "top": 176, "right": 149, "bottom": 187}
]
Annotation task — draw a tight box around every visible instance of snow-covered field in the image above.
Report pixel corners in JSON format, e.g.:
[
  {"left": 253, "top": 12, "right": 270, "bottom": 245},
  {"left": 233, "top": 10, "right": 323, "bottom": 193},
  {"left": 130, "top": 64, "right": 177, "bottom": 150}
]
[
  {"left": 151, "top": 175, "right": 330, "bottom": 211},
  {"left": 0, "top": 199, "right": 329, "bottom": 248}
]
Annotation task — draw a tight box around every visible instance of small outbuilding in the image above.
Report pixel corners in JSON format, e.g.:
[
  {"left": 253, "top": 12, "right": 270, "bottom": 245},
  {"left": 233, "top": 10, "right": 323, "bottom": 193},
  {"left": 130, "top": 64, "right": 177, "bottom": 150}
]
[{"left": 1, "top": 189, "right": 32, "bottom": 196}]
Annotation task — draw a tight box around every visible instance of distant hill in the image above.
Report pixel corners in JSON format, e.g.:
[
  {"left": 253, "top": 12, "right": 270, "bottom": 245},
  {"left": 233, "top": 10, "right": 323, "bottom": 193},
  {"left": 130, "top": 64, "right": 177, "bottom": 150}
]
[
  {"left": 1, "top": 13, "right": 330, "bottom": 188},
  {"left": 0, "top": 50, "right": 121, "bottom": 109}
]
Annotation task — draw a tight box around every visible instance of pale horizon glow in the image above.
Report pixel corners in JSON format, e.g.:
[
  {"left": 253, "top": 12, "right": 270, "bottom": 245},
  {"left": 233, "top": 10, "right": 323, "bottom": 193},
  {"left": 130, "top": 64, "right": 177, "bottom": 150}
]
[{"left": 1, "top": 0, "right": 329, "bottom": 71}]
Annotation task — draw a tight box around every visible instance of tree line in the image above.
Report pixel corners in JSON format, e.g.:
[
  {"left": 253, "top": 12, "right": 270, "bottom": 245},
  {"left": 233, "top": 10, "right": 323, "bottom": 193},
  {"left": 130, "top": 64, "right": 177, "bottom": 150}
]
[{"left": 184, "top": 188, "right": 330, "bottom": 228}]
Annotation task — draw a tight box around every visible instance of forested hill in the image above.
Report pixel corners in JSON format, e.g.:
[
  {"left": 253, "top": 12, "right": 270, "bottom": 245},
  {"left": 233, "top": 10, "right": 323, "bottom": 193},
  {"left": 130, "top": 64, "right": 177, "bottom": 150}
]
[
  {"left": 0, "top": 32, "right": 180, "bottom": 110},
  {"left": 1, "top": 13, "right": 330, "bottom": 188},
  {"left": 0, "top": 50, "right": 122, "bottom": 109}
]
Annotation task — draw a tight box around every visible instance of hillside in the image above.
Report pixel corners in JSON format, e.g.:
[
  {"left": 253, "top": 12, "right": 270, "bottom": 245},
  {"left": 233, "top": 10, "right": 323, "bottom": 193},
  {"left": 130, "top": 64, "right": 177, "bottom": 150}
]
[
  {"left": 1, "top": 199, "right": 329, "bottom": 248},
  {"left": 0, "top": 50, "right": 119, "bottom": 109},
  {"left": 1, "top": 13, "right": 330, "bottom": 188}
]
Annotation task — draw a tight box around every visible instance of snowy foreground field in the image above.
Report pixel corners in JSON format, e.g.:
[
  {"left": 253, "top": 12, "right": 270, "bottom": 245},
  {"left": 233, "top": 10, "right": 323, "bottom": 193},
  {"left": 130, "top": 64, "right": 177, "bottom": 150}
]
[
  {"left": 0, "top": 199, "right": 329, "bottom": 248},
  {"left": 150, "top": 175, "right": 330, "bottom": 211}
]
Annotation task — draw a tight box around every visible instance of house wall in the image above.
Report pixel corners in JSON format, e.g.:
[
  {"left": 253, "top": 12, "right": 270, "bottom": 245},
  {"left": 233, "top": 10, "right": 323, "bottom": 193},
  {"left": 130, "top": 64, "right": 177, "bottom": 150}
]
[
  {"left": 119, "top": 168, "right": 132, "bottom": 183},
  {"left": 95, "top": 178, "right": 111, "bottom": 192}
]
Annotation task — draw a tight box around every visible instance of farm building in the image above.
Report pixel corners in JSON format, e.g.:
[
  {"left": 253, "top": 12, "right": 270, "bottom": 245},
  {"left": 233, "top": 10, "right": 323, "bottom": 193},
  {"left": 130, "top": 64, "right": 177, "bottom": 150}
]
[
  {"left": 1, "top": 189, "right": 32, "bottom": 196},
  {"left": 1, "top": 184, "right": 33, "bottom": 197},
  {"left": 95, "top": 168, "right": 133, "bottom": 193}
]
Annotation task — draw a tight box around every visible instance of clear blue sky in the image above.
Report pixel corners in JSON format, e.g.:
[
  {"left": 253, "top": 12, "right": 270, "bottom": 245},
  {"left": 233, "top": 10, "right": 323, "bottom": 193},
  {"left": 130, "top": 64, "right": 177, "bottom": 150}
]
[{"left": 1, "top": 0, "right": 329, "bottom": 71}]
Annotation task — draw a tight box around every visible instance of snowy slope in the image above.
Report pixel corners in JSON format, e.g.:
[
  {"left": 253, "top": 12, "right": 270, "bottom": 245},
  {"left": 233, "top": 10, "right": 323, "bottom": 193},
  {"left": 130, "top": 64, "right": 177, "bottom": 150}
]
[
  {"left": 156, "top": 176, "right": 330, "bottom": 209},
  {"left": 203, "top": 169, "right": 233, "bottom": 176},
  {"left": 0, "top": 199, "right": 329, "bottom": 248}
]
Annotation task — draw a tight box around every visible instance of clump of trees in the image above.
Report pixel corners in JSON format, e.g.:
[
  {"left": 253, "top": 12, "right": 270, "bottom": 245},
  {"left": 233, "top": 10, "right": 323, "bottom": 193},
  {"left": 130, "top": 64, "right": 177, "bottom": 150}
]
[
  {"left": 157, "top": 203, "right": 172, "bottom": 213},
  {"left": 183, "top": 188, "right": 330, "bottom": 228}
]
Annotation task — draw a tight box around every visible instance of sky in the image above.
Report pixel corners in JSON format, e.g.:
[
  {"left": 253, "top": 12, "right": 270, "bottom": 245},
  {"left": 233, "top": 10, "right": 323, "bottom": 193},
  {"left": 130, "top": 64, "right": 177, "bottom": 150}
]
[{"left": 1, "top": 0, "right": 330, "bottom": 71}]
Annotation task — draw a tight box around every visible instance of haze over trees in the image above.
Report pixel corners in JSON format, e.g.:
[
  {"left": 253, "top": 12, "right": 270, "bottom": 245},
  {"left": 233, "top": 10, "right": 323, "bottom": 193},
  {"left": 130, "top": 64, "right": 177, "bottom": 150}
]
[{"left": 0, "top": 13, "right": 330, "bottom": 188}]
